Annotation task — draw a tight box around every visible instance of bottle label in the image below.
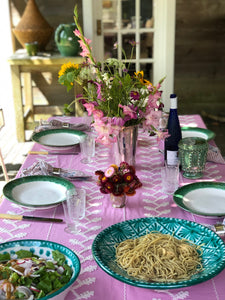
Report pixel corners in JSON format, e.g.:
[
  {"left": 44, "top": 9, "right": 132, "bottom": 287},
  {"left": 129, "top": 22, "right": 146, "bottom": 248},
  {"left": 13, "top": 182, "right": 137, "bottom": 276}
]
[{"left": 166, "top": 150, "right": 179, "bottom": 165}]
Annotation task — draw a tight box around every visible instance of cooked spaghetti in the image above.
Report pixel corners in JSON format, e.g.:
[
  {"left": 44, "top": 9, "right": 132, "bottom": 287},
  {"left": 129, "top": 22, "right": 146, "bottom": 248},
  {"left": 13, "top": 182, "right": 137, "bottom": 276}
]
[{"left": 115, "top": 232, "right": 203, "bottom": 282}]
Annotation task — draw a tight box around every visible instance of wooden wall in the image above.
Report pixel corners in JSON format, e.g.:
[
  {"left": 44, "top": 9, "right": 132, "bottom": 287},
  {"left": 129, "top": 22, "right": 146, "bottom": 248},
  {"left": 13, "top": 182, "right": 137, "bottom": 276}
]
[{"left": 174, "top": 0, "right": 225, "bottom": 116}]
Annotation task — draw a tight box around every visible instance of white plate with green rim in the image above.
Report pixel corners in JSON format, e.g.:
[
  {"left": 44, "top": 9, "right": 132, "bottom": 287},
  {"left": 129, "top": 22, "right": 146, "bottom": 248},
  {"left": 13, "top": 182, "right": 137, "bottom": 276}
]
[
  {"left": 181, "top": 127, "right": 215, "bottom": 141},
  {"left": 173, "top": 182, "right": 225, "bottom": 217},
  {"left": 3, "top": 175, "right": 74, "bottom": 209},
  {"left": 32, "top": 128, "right": 86, "bottom": 149}
]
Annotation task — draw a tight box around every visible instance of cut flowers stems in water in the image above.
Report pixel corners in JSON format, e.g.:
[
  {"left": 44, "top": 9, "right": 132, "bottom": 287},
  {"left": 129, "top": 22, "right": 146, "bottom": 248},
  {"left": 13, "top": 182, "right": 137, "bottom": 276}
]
[
  {"left": 58, "top": 5, "right": 168, "bottom": 145},
  {"left": 95, "top": 162, "right": 142, "bottom": 196}
]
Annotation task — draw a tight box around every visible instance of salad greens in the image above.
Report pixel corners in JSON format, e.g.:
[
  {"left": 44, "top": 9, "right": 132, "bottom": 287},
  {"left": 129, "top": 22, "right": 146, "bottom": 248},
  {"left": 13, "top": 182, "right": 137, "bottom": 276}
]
[{"left": 0, "top": 250, "right": 73, "bottom": 299}]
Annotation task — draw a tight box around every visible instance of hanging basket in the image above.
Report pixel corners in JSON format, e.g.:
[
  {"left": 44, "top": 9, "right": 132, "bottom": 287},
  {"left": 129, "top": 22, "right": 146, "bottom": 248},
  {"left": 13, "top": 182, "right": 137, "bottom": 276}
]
[{"left": 13, "top": 0, "right": 53, "bottom": 50}]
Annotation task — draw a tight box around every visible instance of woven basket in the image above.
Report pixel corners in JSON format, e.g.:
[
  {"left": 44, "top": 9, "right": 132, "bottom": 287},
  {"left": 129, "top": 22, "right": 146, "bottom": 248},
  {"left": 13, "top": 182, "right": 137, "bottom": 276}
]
[{"left": 13, "top": 0, "right": 53, "bottom": 50}]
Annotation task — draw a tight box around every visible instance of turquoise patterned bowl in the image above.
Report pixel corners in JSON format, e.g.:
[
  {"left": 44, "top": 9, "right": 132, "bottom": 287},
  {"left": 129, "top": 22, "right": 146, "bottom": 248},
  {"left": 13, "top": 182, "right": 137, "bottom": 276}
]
[
  {"left": 0, "top": 239, "right": 80, "bottom": 299},
  {"left": 92, "top": 217, "right": 225, "bottom": 289}
]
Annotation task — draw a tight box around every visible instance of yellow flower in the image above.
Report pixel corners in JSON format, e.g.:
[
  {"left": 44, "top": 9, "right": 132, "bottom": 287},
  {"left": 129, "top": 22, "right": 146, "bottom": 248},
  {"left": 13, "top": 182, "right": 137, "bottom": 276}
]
[
  {"left": 134, "top": 71, "right": 152, "bottom": 86},
  {"left": 110, "top": 164, "right": 119, "bottom": 171},
  {"left": 58, "top": 62, "right": 79, "bottom": 78}
]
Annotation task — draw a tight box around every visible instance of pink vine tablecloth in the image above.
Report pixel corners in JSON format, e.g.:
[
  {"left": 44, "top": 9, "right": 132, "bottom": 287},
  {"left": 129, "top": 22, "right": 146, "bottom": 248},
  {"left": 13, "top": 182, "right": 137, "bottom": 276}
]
[{"left": 1, "top": 114, "right": 225, "bottom": 300}]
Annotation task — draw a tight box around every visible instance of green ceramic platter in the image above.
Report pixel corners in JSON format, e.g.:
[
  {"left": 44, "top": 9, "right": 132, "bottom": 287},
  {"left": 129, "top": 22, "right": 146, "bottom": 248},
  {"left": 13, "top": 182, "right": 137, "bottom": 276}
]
[
  {"left": 0, "top": 239, "right": 80, "bottom": 300},
  {"left": 3, "top": 175, "right": 74, "bottom": 209},
  {"left": 181, "top": 127, "right": 215, "bottom": 141},
  {"left": 173, "top": 182, "right": 225, "bottom": 217},
  {"left": 32, "top": 128, "right": 86, "bottom": 148},
  {"left": 92, "top": 217, "right": 225, "bottom": 289}
]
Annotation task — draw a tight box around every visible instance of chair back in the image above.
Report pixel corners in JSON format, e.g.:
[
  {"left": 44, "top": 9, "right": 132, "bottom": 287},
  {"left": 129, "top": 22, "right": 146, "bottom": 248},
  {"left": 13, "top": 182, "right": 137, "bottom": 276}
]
[{"left": 0, "top": 108, "right": 4, "bottom": 130}]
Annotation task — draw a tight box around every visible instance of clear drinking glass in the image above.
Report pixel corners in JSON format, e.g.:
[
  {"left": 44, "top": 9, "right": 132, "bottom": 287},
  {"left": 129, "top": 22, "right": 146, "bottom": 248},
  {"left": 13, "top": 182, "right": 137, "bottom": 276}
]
[
  {"left": 161, "top": 162, "right": 180, "bottom": 194},
  {"left": 62, "top": 188, "right": 86, "bottom": 234},
  {"left": 80, "top": 133, "right": 95, "bottom": 164}
]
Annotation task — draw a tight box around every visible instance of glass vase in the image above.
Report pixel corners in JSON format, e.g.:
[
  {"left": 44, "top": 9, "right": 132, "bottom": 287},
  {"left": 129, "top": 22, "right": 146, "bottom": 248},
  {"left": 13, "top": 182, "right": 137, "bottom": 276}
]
[
  {"left": 110, "top": 194, "right": 126, "bottom": 208},
  {"left": 113, "top": 125, "right": 138, "bottom": 166}
]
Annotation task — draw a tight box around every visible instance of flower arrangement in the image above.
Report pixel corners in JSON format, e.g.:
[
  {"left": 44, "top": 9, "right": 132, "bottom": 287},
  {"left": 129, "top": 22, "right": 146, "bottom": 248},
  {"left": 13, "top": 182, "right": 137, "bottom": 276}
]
[
  {"left": 95, "top": 162, "right": 142, "bottom": 197},
  {"left": 58, "top": 5, "right": 167, "bottom": 145}
]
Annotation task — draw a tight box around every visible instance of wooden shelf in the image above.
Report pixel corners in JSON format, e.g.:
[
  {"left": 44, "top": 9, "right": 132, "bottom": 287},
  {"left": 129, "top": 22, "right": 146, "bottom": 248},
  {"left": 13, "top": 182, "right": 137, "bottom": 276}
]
[{"left": 8, "top": 50, "right": 84, "bottom": 142}]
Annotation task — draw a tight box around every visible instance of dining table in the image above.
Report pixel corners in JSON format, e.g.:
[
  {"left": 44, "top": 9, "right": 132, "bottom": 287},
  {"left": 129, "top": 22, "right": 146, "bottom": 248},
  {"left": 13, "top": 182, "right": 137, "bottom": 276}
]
[{"left": 1, "top": 114, "right": 225, "bottom": 300}]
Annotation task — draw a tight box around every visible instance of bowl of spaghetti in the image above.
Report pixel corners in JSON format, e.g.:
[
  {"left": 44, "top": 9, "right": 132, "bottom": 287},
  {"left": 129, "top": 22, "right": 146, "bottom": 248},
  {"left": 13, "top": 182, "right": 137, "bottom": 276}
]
[{"left": 92, "top": 217, "right": 225, "bottom": 289}]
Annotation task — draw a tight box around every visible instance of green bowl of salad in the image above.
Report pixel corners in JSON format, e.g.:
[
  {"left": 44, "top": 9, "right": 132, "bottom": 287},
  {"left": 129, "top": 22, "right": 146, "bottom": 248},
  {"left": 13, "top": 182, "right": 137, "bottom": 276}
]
[{"left": 0, "top": 239, "right": 80, "bottom": 300}]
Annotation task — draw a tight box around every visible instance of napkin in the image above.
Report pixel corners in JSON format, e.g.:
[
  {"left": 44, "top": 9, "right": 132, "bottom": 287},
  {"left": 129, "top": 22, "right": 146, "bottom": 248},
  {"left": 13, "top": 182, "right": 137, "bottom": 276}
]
[
  {"left": 34, "top": 119, "right": 91, "bottom": 133},
  {"left": 207, "top": 145, "right": 225, "bottom": 164},
  {"left": 20, "top": 161, "right": 92, "bottom": 180}
]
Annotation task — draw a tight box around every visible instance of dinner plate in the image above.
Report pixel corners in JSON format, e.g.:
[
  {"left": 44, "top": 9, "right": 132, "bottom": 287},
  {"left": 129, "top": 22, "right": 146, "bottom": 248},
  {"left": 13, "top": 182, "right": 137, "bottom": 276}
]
[
  {"left": 173, "top": 182, "right": 225, "bottom": 217},
  {"left": 181, "top": 127, "right": 215, "bottom": 141},
  {"left": 32, "top": 128, "right": 86, "bottom": 148},
  {"left": 92, "top": 217, "right": 225, "bottom": 289},
  {"left": 3, "top": 175, "right": 74, "bottom": 209}
]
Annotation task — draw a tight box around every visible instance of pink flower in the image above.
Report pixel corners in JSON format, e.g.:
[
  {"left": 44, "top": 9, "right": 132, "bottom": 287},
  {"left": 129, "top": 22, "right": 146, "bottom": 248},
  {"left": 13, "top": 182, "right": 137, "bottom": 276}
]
[
  {"left": 74, "top": 29, "right": 82, "bottom": 38},
  {"left": 119, "top": 104, "right": 137, "bottom": 119},
  {"left": 74, "top": 34, "right": 93, "bottom": 58},
  {"left": 92, "top": 109, "right": 104, "bottom": 120},
  {"left": 113, "top": 42, "right": 118, "bottom": 49},
  {"left": 156, "top": 130, "right": 170, "bottom": 142},
  {"left": 105, "top": 167, "right": 116, "bottom": 177},
  {"left": 143, "top": 110, "right": 161, "bottom": 129},
  {"left": 78, "top": 40, "right": 91, "bottom": 57},
  {"left": 147, "top": 93, "right": 160, "bottom": 109},
  {"left": 111, "top": 117, "right": 125, "bottom": 127},
  {"left": 95, "top": 82, "right": 103, "bottom": 100},
  {"left": 83, "top": 103, "right": 95, "bottom": 115}
]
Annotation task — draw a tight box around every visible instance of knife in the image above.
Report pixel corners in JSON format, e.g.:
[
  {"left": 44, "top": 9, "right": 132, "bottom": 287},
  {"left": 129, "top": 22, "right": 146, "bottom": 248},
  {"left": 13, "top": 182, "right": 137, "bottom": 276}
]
[
  {"left": 28, "top": 151, "right": 79, "bottom": 155},
  {"left": 0, "top": 214, "right": 63, "bottom": 223},
  {"left": 64, "top": 176, "right": 93, "bottom": 181}
]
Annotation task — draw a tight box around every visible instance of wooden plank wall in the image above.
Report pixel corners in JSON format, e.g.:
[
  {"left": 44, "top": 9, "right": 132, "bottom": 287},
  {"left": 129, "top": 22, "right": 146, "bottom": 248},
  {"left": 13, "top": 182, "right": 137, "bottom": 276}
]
[{"left": 175, "top": 0, "right": 225, "bottom": 115}]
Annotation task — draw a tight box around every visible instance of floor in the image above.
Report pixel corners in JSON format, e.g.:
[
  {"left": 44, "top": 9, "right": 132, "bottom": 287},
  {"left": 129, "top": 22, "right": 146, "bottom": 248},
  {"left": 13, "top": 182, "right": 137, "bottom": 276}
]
[{"left": 0, "top": 120, "right": 34, "bottom": 196}]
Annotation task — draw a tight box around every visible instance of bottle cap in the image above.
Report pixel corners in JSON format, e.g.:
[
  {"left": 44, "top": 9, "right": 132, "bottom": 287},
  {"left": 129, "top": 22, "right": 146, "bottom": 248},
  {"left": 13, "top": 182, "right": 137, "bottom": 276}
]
[{"left": 170, "top": 94, "right": 177, "bottom": 109}]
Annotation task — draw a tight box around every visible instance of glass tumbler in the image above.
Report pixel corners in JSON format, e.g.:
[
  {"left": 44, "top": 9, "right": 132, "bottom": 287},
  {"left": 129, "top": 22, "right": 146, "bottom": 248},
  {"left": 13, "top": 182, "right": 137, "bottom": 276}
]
[
  {"left": 62, "top": 188, "right": 86, "bottom": 234},
  {"left": 161, "top": 161, "right": 180, "bottom": 194},
  {"left": 80, "top": 133, "right": 95, "bottom": 164},
  {"left": 178, "top": 137, "right": 208, "bottom": 179}
]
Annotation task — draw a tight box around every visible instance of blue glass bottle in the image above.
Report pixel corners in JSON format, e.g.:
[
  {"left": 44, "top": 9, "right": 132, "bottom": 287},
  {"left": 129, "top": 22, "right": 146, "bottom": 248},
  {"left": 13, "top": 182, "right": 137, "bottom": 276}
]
[{"left": 164, "top": 94, "right": 182, "bottom": 165}]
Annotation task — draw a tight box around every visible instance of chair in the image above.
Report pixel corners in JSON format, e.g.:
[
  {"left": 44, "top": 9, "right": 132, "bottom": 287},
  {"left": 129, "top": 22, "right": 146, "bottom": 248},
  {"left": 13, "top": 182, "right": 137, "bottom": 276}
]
[{"left": 0, "top": 108, "right": 9, "bottom": 182}]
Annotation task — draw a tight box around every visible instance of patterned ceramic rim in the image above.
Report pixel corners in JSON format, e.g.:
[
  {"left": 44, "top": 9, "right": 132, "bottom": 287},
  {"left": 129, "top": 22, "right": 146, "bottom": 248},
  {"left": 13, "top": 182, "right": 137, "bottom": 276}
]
[
  {"left": 181, "top": 127, "right": 215, "bottom": 141},
  {"left": 32, "top": 128, "right": 87, "bottom": 147},
  {"left": 92, "top": 217, "right": 225, "bottom": 289},
  {"left": 0, "top": 239, "right": 80, "bottom": 299},
  {"left": 3, "top": 175, "right": 74, "bottom": 208},
  {"left": 173, "top": 181, "right": 225, "bottom": 217}
]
